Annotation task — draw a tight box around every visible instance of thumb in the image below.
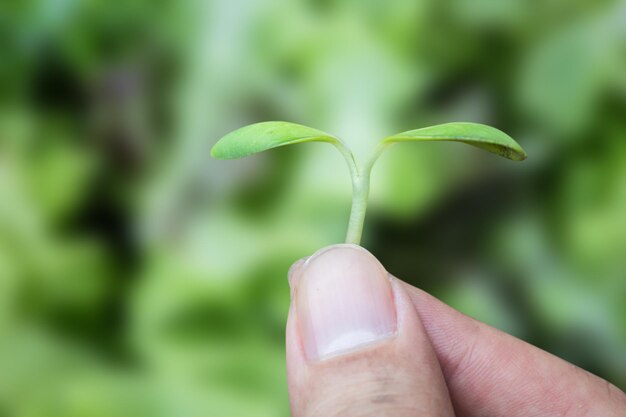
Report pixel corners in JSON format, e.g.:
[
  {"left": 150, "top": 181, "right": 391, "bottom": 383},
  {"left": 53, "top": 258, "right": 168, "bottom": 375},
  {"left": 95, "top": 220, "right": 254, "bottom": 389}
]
[{"left": 286, "top": 244, "right": 455, "bottom": 417}]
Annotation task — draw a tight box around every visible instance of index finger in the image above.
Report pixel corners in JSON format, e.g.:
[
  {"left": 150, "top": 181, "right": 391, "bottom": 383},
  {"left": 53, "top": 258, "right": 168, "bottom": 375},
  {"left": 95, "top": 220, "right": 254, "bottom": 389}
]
[{"left": 402, "top": 281, "right": 626, "bottom": 417}]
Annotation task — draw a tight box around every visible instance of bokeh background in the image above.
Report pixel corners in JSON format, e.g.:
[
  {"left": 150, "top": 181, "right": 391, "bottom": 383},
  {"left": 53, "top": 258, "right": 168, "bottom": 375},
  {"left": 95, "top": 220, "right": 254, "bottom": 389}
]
[{"left": 2, "top": 0, "right": 626, "bottom": 415}]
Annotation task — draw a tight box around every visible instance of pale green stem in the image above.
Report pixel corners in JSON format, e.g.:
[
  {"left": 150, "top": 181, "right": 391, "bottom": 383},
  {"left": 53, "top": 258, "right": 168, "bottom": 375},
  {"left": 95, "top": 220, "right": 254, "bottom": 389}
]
[
  {"left": 333, "top": 140, "right": 391, "bottom": 245},
  {"left": 363, "top": 142, "right": 390, "bottom": 176},
  {"left": 330, "top": 138, "right": 359, "bottom": 181},
  {"left": 345, "top": 172, "right": 370, "bottom": 244}
]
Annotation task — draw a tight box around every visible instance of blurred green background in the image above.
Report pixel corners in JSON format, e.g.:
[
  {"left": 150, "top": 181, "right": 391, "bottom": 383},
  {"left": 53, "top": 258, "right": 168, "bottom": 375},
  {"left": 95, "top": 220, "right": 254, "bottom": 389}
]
[{"left": 1, "top": 0, "right": 626, "bottom": 415}]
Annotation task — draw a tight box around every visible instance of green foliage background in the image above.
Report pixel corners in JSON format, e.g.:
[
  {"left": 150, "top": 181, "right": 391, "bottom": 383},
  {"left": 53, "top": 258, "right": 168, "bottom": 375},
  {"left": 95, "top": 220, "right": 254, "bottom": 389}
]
[{"left": 1, "top": 0, "right": 626, "bottom": 415}]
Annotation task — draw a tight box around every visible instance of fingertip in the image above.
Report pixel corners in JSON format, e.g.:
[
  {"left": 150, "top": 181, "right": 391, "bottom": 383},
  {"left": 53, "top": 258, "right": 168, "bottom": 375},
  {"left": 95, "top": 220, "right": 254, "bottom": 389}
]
[
  {"left": 288, "top": 244, "right": 379, "bottom": 292},
  {"left": 296, "top": 244, "right": 395, "bottom": 361},
  {"left": 286, "top": 246, "right": 455, "bottom": 417}
]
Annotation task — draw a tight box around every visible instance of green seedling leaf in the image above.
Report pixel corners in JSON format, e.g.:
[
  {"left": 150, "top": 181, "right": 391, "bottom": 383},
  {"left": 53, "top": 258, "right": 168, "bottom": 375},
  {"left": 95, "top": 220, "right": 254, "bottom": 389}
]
[
  {"left": 211, "top": 121, "right": 339, "bottom": 160},
  {"left": 382, "top": 122, "right": 527, "bottom": 161}
]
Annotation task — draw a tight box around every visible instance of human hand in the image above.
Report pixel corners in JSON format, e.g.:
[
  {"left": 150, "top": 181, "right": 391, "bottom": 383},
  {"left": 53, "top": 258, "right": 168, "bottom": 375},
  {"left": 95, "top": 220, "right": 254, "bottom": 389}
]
[{"left": 286, "top": 244, "right": 626, "bottom": 416}]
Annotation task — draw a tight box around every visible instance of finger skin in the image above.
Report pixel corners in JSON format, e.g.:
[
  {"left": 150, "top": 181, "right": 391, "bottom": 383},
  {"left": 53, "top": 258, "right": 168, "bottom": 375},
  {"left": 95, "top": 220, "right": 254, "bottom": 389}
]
[
  {"left": 286, "top": 275, "right": 455, "bottom": 417},
  {"left": 402, "top": 282, "right": 626, "bottom": 417}
]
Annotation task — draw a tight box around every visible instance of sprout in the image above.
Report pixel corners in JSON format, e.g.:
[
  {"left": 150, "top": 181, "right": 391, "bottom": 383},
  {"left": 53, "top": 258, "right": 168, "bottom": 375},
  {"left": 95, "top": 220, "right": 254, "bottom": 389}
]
[{"left": 211, "top": 121, "right": 526, "bottom": 245}]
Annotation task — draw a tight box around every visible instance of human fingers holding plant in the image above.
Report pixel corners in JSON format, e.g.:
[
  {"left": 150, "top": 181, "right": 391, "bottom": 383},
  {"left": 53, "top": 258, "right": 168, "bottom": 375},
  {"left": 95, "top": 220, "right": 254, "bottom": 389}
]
[
  {"left": 212, "top": 122, "right": 626, "bottom": 415},
  {"left": 285, "top": 245, "right": 626, "bottom": 417}
]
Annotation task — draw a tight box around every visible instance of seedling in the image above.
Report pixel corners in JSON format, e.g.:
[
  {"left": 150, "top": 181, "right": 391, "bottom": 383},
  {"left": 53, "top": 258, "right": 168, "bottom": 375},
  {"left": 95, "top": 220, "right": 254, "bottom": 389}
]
[{"left": 211, "top": 121, "right": 526, "bottom": 245}]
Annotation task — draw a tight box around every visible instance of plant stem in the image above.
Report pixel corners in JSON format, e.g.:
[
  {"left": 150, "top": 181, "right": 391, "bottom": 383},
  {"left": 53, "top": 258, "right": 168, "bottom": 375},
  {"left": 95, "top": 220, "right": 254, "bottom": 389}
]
[
  {"left": 345, "top": 173, "right": 370, "bottom": 245},
  {"left": 343, "top": 142, "right": 390, "bottom": 245},
  {"left": 331, "top": 138, "right": 359, "bottom": 181},
  {"left": 332, "top": 139, "right": 391, "bottom": 246}
]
